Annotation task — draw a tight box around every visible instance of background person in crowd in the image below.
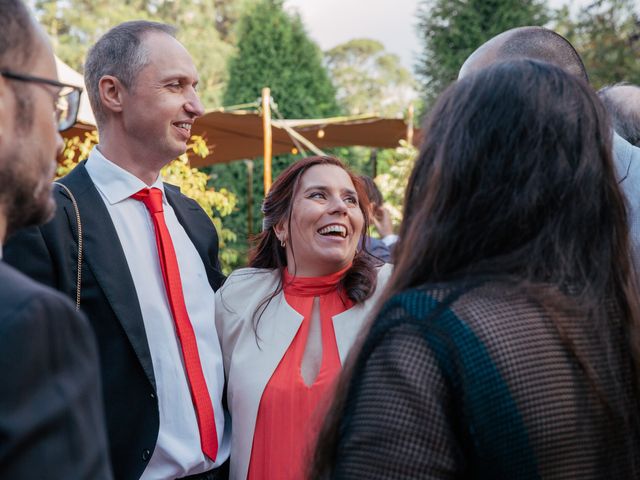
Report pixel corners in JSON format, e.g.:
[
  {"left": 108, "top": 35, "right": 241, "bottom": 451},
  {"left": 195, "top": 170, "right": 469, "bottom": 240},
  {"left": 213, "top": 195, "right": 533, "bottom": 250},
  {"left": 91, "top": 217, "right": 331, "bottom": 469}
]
[
  {"left": 0, "top": 1, "right": 112, "bottom": 478},
  {"left": 359, "top": 175, "right": 397, "bottom": 263},
  {"left": 312, "top": 60, "right": 640, "bottom": 479},
  {"left": 599, "top": 83, "right": 640, "bottom": 147},
  {"left": 458, "top": 26, "right": 640, "bottom": 260},
  {"left": 5, "top": 20, "right": 229, "bottom": 480},
  {"left": 215, "top": 156, "right": 391, "bottom": 480}
]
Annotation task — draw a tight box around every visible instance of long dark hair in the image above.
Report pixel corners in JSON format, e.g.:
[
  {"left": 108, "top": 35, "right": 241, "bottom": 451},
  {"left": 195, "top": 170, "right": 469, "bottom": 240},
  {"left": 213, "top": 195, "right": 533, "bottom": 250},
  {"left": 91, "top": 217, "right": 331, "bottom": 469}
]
[
  {"left": 311, "top": 60, "right": 640, "bottom": 477},
  {"left": 248, "top": 156, "right": 380, "bottom": 325}
]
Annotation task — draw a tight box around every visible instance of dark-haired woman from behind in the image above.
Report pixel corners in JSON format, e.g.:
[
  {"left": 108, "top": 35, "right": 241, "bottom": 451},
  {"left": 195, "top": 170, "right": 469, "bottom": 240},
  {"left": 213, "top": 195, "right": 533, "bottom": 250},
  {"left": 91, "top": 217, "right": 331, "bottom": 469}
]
[
  {"left": 311, "top": 60, "right": 640, "bottom": 479},
  {"left": 215, "top": 156, "right": 391, "bottom": 480}
]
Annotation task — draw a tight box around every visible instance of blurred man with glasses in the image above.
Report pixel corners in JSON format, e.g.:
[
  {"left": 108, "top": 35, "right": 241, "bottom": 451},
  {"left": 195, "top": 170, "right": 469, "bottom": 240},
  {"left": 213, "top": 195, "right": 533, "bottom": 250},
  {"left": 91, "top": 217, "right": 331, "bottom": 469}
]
[{"left": 0, "top": 1, "right": 112, "bottom": 478}]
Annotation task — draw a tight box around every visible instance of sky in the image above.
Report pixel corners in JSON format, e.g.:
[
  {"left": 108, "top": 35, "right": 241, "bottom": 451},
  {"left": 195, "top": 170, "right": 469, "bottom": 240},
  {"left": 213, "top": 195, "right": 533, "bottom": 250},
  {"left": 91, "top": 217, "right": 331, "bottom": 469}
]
[
  {"left": 284, "top": 0, "right": 591, "bottom": 71},
  {"left": 285, "top": 0, "right": 421, "bottom": 70}
]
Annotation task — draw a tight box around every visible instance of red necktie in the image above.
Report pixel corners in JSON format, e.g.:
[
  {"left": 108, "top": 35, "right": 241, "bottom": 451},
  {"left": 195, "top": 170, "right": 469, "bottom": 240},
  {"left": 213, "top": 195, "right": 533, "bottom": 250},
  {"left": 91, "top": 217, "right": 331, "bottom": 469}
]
[{"left": 132, "top": 187, "right": 218, "bottom": 461}]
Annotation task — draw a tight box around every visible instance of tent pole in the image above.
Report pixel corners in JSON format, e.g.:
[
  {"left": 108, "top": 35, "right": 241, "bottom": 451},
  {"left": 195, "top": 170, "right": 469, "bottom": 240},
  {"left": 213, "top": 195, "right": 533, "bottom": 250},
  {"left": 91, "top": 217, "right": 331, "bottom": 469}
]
[
  {"left": 245, "top": 160, "right": 254, "bottom": 238},
  {"left": 406, "top": 103, "right": 414, "bottom": 146},
  {"left": 370, "top": 148, "right": 378, "bottom": 178},
  {"left": 262, "top": 87, "right": 272, "bottom": 194}
]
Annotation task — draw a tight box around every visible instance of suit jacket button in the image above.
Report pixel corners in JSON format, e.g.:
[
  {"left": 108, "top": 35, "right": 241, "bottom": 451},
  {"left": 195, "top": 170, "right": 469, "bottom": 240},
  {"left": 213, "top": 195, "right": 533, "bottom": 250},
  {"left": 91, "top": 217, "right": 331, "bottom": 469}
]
[
  {"left": 150, "top": 392, "right": 155, "bottom": 399},
  {"left": 142, "top": 449, "right": 151, "bottom": 461}
]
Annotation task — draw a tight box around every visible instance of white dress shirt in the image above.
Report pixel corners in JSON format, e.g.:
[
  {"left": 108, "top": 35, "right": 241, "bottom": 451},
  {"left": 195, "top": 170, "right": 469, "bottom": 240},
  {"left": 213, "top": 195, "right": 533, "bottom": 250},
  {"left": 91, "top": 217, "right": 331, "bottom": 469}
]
[
  {"left": 85, "top": 147, "right": 230, "bottom": 479},
  {"left": 381, "top": 234, "right": 399, "bottom": 247}
]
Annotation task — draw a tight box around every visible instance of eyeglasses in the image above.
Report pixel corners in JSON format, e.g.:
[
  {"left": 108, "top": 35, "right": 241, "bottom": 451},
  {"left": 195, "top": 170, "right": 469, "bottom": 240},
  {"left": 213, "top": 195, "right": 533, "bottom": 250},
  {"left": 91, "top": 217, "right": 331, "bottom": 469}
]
[{"left": 0, "top": 70, "right": 83, "bottom": 132}]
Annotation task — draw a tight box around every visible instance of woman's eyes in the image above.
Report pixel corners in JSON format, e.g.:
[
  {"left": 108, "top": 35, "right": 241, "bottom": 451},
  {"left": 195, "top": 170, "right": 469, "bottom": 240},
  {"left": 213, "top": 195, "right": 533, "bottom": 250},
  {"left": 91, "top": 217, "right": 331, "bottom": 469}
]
[{"left": 307, "top": 192, "right": 358, "bottom": 205}]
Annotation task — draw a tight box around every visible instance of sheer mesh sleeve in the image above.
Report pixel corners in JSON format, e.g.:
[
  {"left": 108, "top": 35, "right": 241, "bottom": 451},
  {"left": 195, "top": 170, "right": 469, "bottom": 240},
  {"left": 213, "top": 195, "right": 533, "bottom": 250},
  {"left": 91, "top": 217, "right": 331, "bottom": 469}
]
[{"left": 333, "top": 314, "right": 463, "bottom": 479}]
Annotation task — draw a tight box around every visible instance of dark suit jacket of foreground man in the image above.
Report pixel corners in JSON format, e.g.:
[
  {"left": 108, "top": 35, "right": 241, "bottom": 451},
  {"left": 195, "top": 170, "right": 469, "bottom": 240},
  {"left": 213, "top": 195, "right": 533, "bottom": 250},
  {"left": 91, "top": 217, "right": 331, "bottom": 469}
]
[
  {"left": 0, "top": 260, "right": 112, "bottom": 479},
  {"left": 4, "top": 161, "right": 225, "bottom": 480}
]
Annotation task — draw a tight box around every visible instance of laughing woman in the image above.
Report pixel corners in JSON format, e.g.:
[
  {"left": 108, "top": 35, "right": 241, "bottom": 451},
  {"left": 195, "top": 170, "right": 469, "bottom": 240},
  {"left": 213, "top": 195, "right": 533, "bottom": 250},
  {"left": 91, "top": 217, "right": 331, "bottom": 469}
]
[{"left": 215, "top": 156, "right": 391, "bottom": 480}]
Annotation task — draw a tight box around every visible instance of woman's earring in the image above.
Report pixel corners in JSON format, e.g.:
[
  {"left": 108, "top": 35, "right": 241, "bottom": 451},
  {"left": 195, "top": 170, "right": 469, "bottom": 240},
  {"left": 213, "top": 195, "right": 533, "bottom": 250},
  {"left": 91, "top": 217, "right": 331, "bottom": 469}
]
[{"left": 280, "top": 239, "right": 286, "bottom": 247}]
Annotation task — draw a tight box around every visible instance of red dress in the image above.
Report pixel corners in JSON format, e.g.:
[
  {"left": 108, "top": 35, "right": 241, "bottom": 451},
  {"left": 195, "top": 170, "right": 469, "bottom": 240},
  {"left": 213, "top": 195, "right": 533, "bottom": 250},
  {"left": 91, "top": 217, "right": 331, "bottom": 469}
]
[{"left": 247, "top": 266, "right": 354, "bottom": 480}]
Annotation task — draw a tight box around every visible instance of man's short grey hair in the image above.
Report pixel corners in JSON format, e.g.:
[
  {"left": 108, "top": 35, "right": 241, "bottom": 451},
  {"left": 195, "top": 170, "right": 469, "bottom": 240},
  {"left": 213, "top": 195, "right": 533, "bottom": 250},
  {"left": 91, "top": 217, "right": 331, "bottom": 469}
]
[
  {"left": 598, "top": 83, "right": 640, "bottom": 147},
  {"left": 84, "top": 20, "right": 176, "bottom": 126}
]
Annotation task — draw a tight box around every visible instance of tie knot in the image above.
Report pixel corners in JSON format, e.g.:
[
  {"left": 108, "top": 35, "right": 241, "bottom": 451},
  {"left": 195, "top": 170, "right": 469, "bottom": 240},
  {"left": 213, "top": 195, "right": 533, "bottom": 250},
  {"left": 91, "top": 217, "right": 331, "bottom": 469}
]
[{"left": 132, "top": 187, "right": 164, "bottom": 214}]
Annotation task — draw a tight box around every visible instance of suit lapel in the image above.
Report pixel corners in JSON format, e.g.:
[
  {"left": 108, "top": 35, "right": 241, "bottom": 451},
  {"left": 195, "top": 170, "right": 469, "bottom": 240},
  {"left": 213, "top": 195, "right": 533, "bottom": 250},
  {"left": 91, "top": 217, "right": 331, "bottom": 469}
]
[
  {"left": 165, "top": 184, "right": 224, "bottom": 290},
  {"left": 60, "top": 163, "right": 156, "bottom": 389}
]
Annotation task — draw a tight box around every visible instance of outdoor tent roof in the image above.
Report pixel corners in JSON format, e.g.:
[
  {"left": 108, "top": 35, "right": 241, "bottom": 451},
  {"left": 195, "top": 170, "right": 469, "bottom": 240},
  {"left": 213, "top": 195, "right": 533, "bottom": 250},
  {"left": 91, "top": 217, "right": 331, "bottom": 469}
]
[
  {"left": 189, "top": 110, "right": 302, "bottom": 166},
  {"left": 189, "top": 111, "right": 420, "bottom": 167},
  {"left": 55, "top": 56, "right": 95, "bottom": 127},
  {"left": 285, "top": 116, "right": 417, "bottom": 149}
]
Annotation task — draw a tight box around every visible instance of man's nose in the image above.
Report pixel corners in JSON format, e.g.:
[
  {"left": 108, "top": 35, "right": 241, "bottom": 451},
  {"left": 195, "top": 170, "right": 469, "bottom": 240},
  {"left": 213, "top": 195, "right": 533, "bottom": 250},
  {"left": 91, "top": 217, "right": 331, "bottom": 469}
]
[{"left": 185, "top": 88, "right": 205, "bottom": 117}]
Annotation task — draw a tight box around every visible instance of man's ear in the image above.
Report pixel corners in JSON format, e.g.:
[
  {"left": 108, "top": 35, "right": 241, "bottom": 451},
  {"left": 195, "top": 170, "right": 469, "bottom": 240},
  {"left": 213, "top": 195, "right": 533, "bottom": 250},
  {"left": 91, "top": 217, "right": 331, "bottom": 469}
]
[{"left": 98, "top": 75, "right": 125, "bottom": 114}]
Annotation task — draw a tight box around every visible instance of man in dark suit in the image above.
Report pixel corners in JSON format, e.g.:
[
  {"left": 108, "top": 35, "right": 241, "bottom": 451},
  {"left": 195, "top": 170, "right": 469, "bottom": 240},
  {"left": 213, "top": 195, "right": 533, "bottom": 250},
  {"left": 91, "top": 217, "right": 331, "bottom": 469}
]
[
  {"left": 0, "top": 1, "right": 112, "bottom": 478},
  {"left": 5, "top": 20, "right": 229, "bottom": 480}
]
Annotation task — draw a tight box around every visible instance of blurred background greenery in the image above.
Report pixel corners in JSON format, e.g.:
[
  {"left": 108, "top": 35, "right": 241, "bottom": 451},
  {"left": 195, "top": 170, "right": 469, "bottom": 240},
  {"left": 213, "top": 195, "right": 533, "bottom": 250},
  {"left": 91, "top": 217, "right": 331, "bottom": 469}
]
[{"left": 35, "top": 0, "right": 640, "bottom": 270}]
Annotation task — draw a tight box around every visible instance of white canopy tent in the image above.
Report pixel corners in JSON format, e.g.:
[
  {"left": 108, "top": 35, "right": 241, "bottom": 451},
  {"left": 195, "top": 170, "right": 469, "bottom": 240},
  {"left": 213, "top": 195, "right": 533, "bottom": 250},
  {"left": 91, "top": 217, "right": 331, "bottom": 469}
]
[{"left": 55, "top": 56, "right": 95, "bottom": 127}]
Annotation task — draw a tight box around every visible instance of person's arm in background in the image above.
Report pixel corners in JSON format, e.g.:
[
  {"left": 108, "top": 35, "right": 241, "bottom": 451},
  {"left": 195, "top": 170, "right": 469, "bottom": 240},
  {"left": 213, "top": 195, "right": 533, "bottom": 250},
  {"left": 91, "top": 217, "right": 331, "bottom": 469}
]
[{"left": 372, "top": 205, "right": 398, "bottom": 246}]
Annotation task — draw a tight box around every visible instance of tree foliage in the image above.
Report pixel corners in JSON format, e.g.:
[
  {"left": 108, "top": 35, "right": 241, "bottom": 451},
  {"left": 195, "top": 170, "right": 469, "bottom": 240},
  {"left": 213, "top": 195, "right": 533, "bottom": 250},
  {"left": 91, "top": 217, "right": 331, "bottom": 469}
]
[
  {"left": 58, "top": 133, "right": 239, "bottom": 274},
  {"left": 416, "top": 0, "right": 548, "bottom": 104},
  {"left": 375, "top": 141, "right": 417, "bottom": 225},
  {"left": 34, "top": 0, "right": 254, "bottom": 107},
  {"left": 211, "top": 0, "right": 339, "bottom": 267},
  {"left": 325, "top": 38, "right": 417, "bottom": 117},
  {"left": 554, "top": 0, "right": 640, "bottom": 89},
  {"left": 223, "top": 0, "right": 338, "bottom": 118}
]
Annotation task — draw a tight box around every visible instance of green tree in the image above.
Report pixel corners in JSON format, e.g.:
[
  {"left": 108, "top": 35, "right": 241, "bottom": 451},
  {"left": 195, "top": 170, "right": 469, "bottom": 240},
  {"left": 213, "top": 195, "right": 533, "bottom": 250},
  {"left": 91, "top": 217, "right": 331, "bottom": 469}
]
[
  {"left": 554, "top": 0, "right": 640, "bottom": 89},
  {"left": 321, "top": 39, "right": 418, "bottom": 218},
  {"left": 211, "top": 0, "right": 339, "bottom": 267},
  {"left": 325, "top": 38, "right": 417, "bottom": 117},
  {"left": 375, "top": 141, "right": 418, "bottom": 225},
  {"left": 223, "top": 0, "right": 338, "bottom": 118},
  {"left": 416, "top": 0, "right": 548, "bottom": 105},
  {"left": 34, "top": 0, "right": 254, "bottom": 107}
]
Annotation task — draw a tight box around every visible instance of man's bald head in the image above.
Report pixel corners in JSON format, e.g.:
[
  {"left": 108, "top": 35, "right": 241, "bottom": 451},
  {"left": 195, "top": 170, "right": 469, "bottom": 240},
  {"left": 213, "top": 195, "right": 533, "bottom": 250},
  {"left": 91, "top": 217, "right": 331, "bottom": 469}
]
[
  {"left": 599, "top": 84, "right": 640, "bottom": 147},
  {"left": 459, "top": 26, "right": 588, "bottom": 82}
]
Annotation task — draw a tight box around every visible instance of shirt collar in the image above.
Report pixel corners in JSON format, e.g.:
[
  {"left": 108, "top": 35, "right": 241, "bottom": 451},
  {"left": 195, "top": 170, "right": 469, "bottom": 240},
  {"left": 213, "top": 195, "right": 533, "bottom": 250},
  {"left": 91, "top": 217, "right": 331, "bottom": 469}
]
[{"left": 85, "top": 146, "right": 166, "bottom": 205}]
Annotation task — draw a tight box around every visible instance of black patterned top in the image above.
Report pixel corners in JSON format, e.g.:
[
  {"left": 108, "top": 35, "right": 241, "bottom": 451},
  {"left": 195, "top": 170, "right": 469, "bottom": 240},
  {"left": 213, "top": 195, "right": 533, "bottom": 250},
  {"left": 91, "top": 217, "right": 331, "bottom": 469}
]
[{"left": 327, "top": 282, "right": 640, "bottom": 479}]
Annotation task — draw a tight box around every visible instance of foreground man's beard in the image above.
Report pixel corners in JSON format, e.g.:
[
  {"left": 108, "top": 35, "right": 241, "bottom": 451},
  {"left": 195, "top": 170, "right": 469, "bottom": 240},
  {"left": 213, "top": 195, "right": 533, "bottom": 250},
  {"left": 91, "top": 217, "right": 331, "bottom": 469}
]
[{"left": 1, "top": 165, "right": 55, "bottom": 238}]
